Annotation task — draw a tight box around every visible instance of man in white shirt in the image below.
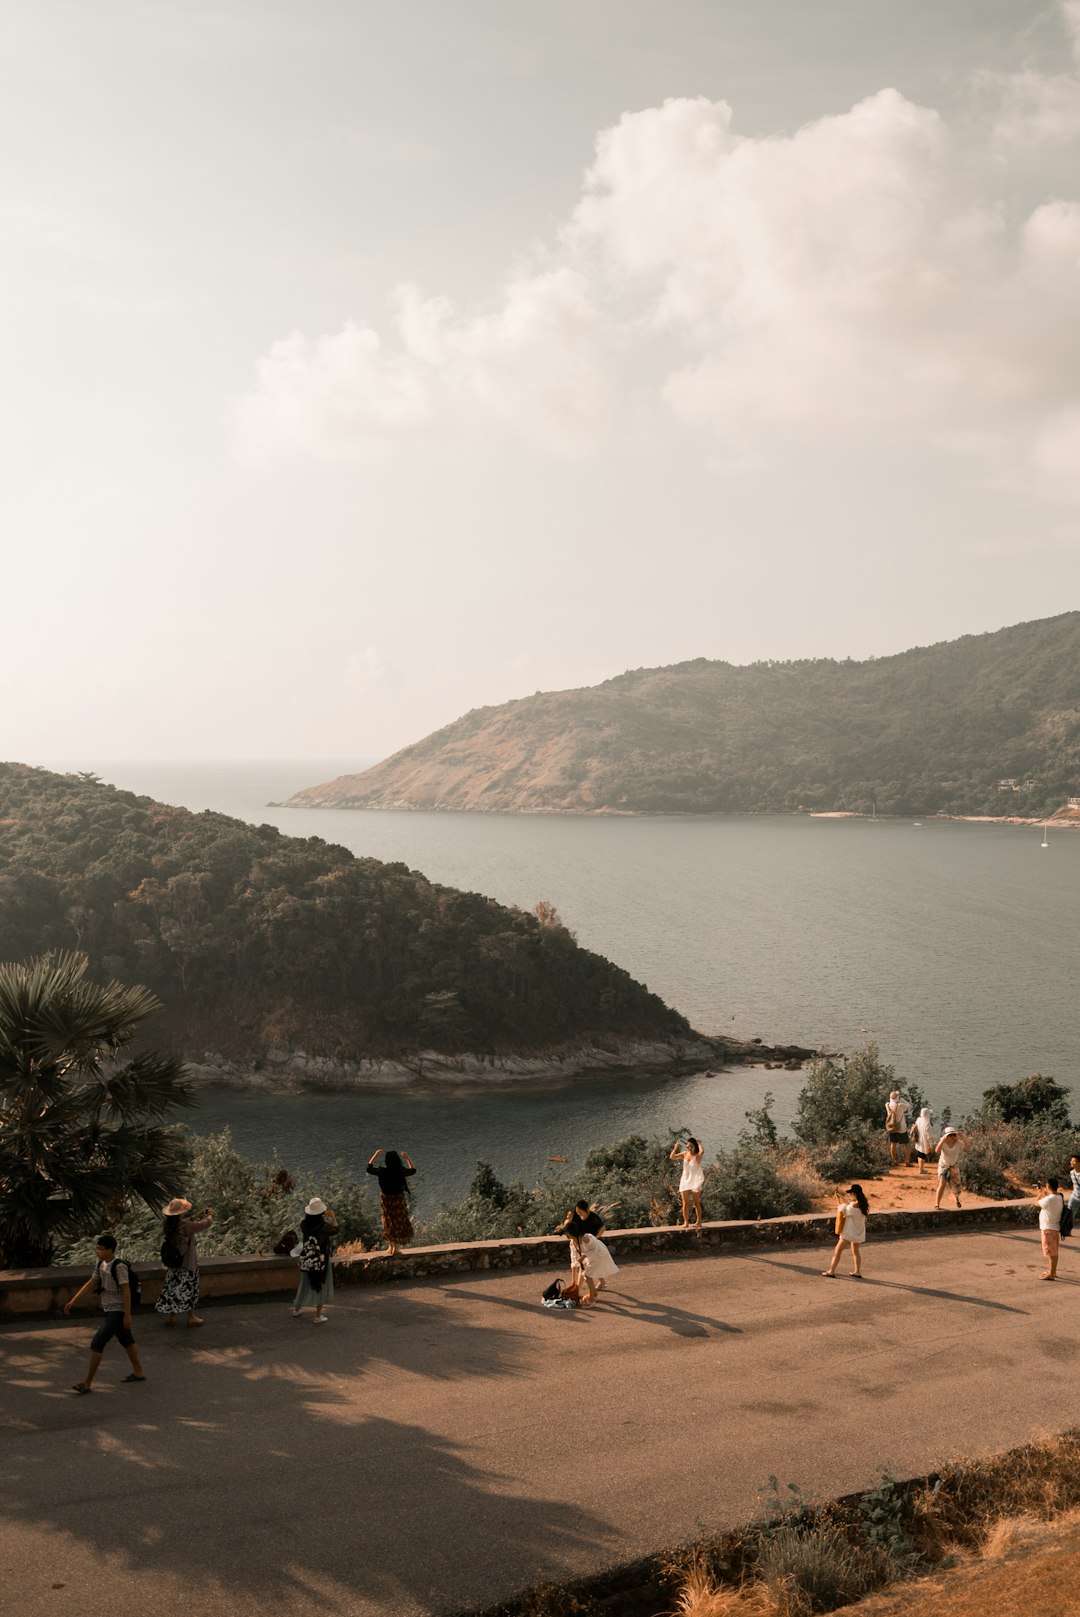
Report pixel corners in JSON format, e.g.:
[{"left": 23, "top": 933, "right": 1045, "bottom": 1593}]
[{"left": 1035, "top": 1176, "right": 1064, "bottom": 1281}]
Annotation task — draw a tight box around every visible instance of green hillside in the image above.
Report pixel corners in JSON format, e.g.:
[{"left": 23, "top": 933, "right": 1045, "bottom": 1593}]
[
  {"left": 0, "top": 765, "right": 689, "bottom": 1060},
  {"left": 288, "top": 613, "right": 1080, "bottom": 817}
]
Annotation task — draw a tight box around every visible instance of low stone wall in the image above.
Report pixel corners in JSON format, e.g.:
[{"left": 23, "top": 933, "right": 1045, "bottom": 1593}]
[{"left": 0, "top": 1200, "right": 1035, "bottom": 1318}]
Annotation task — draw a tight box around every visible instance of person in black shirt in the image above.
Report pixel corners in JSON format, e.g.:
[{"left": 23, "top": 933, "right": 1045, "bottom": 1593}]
[{"left": 367, "top": 1148, "right": 417, "bottom": 1256}]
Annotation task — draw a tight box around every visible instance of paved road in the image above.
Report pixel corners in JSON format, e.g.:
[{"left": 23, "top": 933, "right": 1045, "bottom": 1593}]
[{"left": 2, "top": 1228, "right": 1075, "bottom": 1617}]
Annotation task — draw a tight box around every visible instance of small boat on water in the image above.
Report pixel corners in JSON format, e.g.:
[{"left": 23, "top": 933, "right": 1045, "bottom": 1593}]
[{"left": 1041, "top": 823, "right": 1049, "bottom": 848}]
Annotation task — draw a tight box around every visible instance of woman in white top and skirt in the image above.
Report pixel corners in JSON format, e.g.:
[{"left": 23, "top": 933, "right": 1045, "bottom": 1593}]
[
  {"left": 822, "top": 1184, "right": 869, "bottom": 1277},
  {"left": 670, "top": 1137, "right": 705, "bottom": 1229}
]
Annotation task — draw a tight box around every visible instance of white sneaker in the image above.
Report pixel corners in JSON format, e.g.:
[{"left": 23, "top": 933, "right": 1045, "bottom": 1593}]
[{"left": 313, "top": 1314, "right": 328, "bottom": 1324}]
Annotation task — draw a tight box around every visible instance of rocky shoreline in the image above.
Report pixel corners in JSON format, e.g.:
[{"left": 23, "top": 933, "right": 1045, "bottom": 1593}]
[{"left": 181, "top": 1033, "right": 820, "bottom": 1093}]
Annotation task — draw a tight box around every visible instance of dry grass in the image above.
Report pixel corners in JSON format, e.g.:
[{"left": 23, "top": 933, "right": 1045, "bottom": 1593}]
[
  {"left": 674, "top": 1564, "right": 777, "bottom": 1617},
  {"left": 775, "top": 1156, "right": 828, "bottom": 1207}
]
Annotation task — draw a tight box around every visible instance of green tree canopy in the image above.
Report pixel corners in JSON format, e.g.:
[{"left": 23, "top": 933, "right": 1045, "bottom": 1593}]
[{"left": 0, "top": 952, "right": 194, "bottom": 1267}]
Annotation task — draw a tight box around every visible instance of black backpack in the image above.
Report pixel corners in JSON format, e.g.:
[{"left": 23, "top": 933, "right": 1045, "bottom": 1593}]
[
  {"left": 96, "top": 1257, "right": 143, "bottom": 1308},
  {"left": 1060, "top": 1202, "right": 1074, "bottom": 1239},
  {"left": 160, "top": 1234, "right": 185, "bottom": 1270}
]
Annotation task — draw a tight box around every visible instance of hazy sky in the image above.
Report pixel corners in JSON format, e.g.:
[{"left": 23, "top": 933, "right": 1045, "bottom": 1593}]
[{"left": 6, "top": 0, "right": 1080, "bottom": 763}]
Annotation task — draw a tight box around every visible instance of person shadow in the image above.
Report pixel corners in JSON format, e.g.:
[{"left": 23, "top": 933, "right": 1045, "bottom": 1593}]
[{"left": 742, "top": 1252, "right": 1029, "bottom": 1314}]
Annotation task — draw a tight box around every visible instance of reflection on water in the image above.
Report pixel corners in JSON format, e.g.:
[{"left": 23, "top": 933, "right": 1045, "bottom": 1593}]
[{"left": 51, "top": 760, "right": 1080, "bottom": 1212}]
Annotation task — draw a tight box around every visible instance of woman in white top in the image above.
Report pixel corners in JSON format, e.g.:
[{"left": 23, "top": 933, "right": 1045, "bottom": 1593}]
[
  {"left": 934, "top": 1127, "right": 966, "bottom": 1209},
  {"left": 911, "top": 1108, "right": 935, "bottom": 1174},
  {"left": 669, "top": 1137, "right": 705, "bottom": 1229},
  {"left": 1035, "top": 1176, "right": 1064, "bottom": 1281},
  {"left": 822, "top": 1184, "right": 869, "bottom": 1278}
]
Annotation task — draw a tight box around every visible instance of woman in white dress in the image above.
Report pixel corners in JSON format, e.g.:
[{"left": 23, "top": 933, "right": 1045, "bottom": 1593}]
[
  {"left": 669, "top": 1137, "right": 705, "bottom": 1229},
  {"left": 575, "top": 1202, "right": 619, "bottom": 1295}
]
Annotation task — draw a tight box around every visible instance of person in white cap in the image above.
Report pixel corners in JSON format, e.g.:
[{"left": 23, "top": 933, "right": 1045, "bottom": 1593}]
[
  {"left": 934, "top": 1127, "right": 966, "bottom": 1209},
  {"left": 292, "top": 1197, "right": 338, "bottom": 1322},
  {"left": 885, "top": 1091, "right": 910, "bottom": 1168}
]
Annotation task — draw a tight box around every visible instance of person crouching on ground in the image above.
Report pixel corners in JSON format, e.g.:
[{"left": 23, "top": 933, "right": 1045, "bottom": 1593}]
[
  {"left": 1036, "top": 1176, "right": 1064, "bottom": 1281},
  {"left": 555, "top": 1206, "right": 596, "bottom": 1306},
  {"left": 292, "top": 1198, "right": 338, "bottom": 1322},
  {"left": 64, "top": 1233, "right": 146, "bottom": 1393},
  {"left": 573, "top": 1200, "right": 620, "bottom": 1295},
  {"left": 822, "top": 1184, "right": 869, "bottom": 1278},
  {"left": 156, "top": 1197, "right": 213, "bottom": 1328},
  {"left": 934, "top": 1127, "right": 966, "bottom": 1209},
  {"left": 366, "top": 1148, "right": 417, "bottom": 1256}
]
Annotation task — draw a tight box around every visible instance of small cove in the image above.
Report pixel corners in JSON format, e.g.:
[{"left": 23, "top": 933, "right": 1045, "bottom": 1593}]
[{"left": 53, "top": 760, "right": 1080, "bottom": 1214}]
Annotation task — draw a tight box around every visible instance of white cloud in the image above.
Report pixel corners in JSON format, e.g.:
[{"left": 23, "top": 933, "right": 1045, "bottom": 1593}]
[
  {"left": 236, "top": 25, "right": 1080, "bottom": 500},
  {"left": 985, "top": 0, "right": 1080, "bottom": 147}
]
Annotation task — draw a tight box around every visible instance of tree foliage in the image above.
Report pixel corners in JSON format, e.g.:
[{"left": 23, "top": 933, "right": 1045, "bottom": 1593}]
[
  {"left": 0, "top": 764, "right": 689, "bottom": 1062},
  {"left": 0, "top": 952, "right": 194, "bottom": 1267}
]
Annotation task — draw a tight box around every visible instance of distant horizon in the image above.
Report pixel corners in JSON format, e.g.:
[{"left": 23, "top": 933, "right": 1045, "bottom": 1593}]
[{"left": 20, "top": 604, "right": 1079, "bottom": 768}]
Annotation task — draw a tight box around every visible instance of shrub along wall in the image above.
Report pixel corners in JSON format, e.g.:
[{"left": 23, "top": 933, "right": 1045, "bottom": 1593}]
[{"left": 0, "top": 1201, "right": 1034, "bottom": 1317}]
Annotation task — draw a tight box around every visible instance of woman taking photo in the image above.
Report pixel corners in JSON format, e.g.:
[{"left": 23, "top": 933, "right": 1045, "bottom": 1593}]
[
  {"left": 367, "top": 1148, "right": 417, "bottom": 1256},
  {"left": 156, "top": 1197, "right": 214, "bottom": 1328},
  {"left": 292, "top": 1197, "right": 338, "bottom": 1322},
  {"left": 822, "top": 1184, "right": 870, "bottom": 1278},
  {"left": 669, "top": 1137, "right": 705, "bottom": 1229}
]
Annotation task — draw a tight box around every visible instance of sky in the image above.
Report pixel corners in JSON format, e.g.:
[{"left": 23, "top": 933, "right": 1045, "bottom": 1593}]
[{"left": 5, "top": 0, "right": 1080, "bottom": 764}]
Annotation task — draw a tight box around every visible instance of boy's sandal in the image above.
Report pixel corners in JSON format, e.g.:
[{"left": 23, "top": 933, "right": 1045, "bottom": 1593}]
[
  {"left": 122, "top": 1374, "right": 147, "bottom": 1382},
  {"left": 71, "top": 1383, "right": 91, "bottom": 1394},
  {"left": 820, "top": 1271, "right": 836, "bottom": 1278}
]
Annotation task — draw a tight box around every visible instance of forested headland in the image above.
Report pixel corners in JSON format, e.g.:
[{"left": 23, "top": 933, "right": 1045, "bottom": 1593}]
[
  {"left": 0, "top": 764, "right": 691, "bottom": 1065},
  {"left": 288, "top": 611, "right": 1080, "bottom": 817}
]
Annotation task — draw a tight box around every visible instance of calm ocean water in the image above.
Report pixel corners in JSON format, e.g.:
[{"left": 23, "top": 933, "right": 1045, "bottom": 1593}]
[{"left": 44, "top": 759, "right": 1080, "bottom": 1212}]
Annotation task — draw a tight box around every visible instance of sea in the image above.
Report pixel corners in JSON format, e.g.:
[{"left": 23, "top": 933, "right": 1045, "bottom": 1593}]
[{"left": 41, "top": 759, "right": 1080, "bottom": 1214}]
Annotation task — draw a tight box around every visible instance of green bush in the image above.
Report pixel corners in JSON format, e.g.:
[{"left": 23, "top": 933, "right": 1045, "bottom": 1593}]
[
  {"left": 709, "top": 1144, "right": 813, "bottom": 1222},
  {"left": 793, "top": 1043, "right": 924, "bottom": 1148},
  {"left": 959, "top": 1118, "right": 1076, "bottom": 1198},
  {"left": 974, "top": 1073, "right": 1074, "bottom": 1129},
  {"left": 808, "top": 1125, "right": 890, "bottom": 1184},
  {"left": 55, "top": 1129, "right": 378, "bottom": 1265}
]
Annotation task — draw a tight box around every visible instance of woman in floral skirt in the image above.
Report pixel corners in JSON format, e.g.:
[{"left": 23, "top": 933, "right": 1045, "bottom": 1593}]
[
  {"left": 366, "top": 1148, "right": 417, "bottom": 1256},
  {"left": 156, "top": 1197, "right": 214, "bottom": 1327}
]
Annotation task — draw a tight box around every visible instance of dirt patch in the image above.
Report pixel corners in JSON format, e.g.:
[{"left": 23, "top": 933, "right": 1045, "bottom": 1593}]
[{"left": 810, "top": 1163, "right": 1013, "bottom": 1215}]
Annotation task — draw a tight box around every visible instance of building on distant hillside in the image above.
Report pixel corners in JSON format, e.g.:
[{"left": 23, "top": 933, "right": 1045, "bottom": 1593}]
[
  {"left": 997, "top": 778, "right": 1020, "bottom": 791},
  {"left": 1069, "top": 796, "right": 1080, "bottom": 806}
]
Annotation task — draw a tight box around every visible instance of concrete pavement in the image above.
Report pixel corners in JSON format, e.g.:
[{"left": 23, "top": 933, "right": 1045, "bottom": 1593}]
[{"left": 1, "top": 1227, "right": 1076, "bottom": 1617}]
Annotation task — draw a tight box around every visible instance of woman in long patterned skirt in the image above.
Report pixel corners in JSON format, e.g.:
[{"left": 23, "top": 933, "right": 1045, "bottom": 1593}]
[
  {"left": 156, "top": 1197, "right": 214, "bottom": 1327},
  {"left": 366, "top": 1148, "right": 417, "bottom": 1255}
]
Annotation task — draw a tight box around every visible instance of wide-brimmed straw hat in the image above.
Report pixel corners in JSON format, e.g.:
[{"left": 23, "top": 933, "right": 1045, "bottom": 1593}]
[
  {"left": 164, "top": 1197, "right": 192, "bottom": 1217},
  {"left": 304, "top": 1197, "right": 327, "bottom": 1216}
]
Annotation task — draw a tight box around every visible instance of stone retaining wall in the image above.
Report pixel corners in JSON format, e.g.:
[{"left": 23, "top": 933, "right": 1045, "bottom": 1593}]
[{"left": 0, "top": 1200, "right": 1035, "bottom": 1318}]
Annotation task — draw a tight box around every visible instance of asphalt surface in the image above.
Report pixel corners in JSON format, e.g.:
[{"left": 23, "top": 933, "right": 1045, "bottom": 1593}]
[{"left": 2, "top": 1227, "right": 1076, "bottom": 1617}]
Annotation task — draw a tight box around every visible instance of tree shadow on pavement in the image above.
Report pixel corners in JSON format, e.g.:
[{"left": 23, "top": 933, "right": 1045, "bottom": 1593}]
[
  {"left": 742, "top": 1253, "right": 1030, "bottom": 1314},
  {"left": 1, "top": 1293, "right": 616, "bottom": 1614}
]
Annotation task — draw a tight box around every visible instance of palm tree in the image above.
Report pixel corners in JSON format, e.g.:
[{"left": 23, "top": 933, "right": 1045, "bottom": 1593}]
[{"left": 0, "top": 952, "right": 195, "bottom": 1268}]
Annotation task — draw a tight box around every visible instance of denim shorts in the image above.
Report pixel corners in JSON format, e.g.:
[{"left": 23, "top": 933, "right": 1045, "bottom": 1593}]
[{"left": 90, "top": 1311, "right": 134, "bottom": 1353}]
